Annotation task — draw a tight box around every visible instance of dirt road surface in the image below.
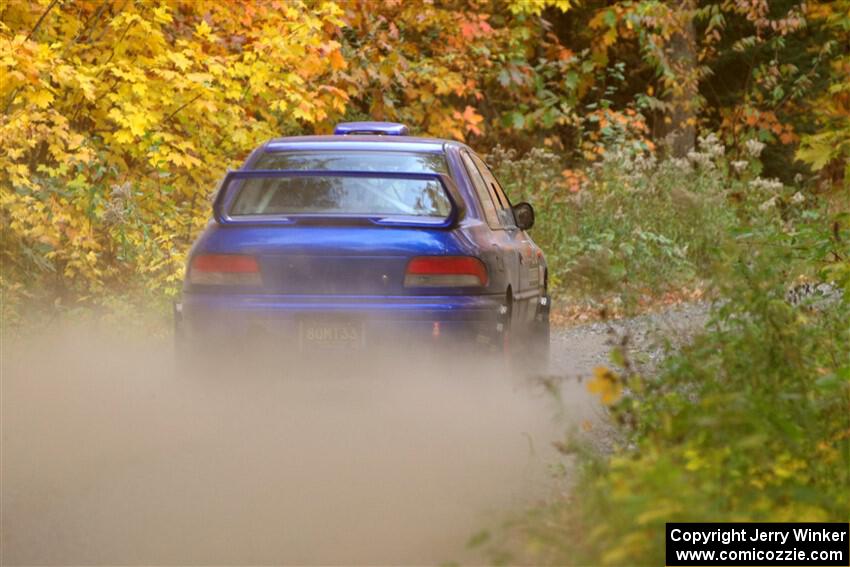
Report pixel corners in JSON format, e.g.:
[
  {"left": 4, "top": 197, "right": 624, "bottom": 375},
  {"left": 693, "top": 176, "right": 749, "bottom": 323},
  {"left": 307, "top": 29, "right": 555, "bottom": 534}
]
[{"left": 2, "top": 320, "right": 625, "bottom": 565}]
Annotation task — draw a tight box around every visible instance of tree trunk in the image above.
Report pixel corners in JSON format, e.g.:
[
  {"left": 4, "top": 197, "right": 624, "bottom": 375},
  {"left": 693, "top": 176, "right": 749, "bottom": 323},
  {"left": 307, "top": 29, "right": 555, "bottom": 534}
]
[{"left": 659, "top": 0, "right": 698, "bottom": 157}]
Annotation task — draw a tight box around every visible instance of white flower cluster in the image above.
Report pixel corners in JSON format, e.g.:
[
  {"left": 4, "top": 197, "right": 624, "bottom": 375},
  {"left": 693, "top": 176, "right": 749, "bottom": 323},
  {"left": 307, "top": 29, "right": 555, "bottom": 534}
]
[
  {"left": 749, "top": 177, "right": 784, "bottom": 193},
  {"left": 631, "top": 152, "right": 657, "bottom": 174},
  {"left": 750, "top": 176, "right": 787, "bottom": 211},
  {"left": 698, "top": 133, "right": 725, "bottom": 158},
  {"left": 758, "top": 195, "right": 778, "bottom": 211},
  {"left": 686, "top": 149, "right": 715, "bottom": 170},
  {"left": 587, "top": 130, "right": 778, "bottom": 202},
  {"left": 669, "top": 157, "right": 692, "bottom": 173},
  {"left": 731, "top": 160, "right": 749, "bottom": 173},
  {"left": 596, "top": 142, "right": 653, "bottom": 187},
  {"left": 745, "top": 139, "right": 765, "bottom": 158},
  {"left": 685, "top": 133, "right": 727, "bottom": 171}
]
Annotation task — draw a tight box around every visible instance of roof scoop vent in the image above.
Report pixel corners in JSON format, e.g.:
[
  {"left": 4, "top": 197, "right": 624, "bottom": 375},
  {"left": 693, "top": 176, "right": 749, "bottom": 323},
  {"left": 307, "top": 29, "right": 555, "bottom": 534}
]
[{"left": 334, "top": 121, "right": 409, "bottom": 136}]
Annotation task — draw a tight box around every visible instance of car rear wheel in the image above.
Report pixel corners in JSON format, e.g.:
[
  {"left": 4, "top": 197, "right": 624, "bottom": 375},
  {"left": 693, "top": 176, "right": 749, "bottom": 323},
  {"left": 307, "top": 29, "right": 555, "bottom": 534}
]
[
  {"left": 511, "top": 295, "right": 550, "bottom": 377},
  {"left": 525, "top": 310, "right": 550, "bottom": 375}
]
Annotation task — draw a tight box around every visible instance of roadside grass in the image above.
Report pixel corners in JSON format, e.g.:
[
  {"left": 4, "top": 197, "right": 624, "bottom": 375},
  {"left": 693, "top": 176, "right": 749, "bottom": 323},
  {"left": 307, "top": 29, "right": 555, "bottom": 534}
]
[
  {"left": 491, "top": 135, "right": 790, "bottom": 314},
  {"left": 488, "top": 143, "right": 850, "bottom": 565}
]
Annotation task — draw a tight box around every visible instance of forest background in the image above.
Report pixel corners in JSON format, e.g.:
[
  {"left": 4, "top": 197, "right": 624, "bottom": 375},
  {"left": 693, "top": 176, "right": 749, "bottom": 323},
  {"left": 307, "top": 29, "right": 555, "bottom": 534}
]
[{"left": 2, "top": 0, "right": 848, "bottom": 320}]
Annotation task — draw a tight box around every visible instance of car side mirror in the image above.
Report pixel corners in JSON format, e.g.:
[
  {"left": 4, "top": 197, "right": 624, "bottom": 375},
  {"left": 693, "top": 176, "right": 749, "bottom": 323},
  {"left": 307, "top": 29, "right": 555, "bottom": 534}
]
[{"left": 512, "top": 202, "right": 535, "bottom": 230}]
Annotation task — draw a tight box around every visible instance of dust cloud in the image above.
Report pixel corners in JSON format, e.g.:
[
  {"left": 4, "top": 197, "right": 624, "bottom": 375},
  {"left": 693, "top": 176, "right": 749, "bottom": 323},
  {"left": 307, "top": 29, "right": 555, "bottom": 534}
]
[{"left": 2, "top": 323, "right": 600, "bottom": 565}]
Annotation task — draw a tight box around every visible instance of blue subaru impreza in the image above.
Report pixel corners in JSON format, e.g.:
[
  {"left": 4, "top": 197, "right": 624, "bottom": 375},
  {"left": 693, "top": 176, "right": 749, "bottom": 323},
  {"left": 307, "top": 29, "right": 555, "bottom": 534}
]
[{"left": 175, "top": 122, "right": 549, "bottom": 364}]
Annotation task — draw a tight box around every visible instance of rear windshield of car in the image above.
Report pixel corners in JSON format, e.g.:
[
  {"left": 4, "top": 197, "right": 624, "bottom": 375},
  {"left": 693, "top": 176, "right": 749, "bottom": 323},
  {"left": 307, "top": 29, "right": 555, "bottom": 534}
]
[
  {"left": 251, "top": 150, "right": 448, "bottom": 173},
  {"left": 228, "top": 176, "right": 452, "bottom": 218}
]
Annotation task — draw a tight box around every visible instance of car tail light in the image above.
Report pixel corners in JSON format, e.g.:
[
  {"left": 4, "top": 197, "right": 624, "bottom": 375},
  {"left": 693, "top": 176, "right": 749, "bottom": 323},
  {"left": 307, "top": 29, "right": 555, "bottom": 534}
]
[
  {"left": 404, "top": 256, "right": 488, "bottom": 287},
  {"left": 189, "top": 254, "right": 262, "bottom": 286}
]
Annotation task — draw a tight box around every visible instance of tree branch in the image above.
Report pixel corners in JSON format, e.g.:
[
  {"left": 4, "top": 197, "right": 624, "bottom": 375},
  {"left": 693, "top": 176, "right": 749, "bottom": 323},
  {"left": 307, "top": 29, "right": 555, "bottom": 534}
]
[
  {"left": 164, "top": 93, "right": 204, "bottom": 124},
  {"left": 26, "top": 0, "right": 60, "bottom": 41}
]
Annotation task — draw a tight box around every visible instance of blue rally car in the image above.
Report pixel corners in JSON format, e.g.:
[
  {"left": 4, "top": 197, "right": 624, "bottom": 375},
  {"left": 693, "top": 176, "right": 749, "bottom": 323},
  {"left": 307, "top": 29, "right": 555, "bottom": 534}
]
[{"left": 175, "top": 122, "right": 550, "bottom": 365}]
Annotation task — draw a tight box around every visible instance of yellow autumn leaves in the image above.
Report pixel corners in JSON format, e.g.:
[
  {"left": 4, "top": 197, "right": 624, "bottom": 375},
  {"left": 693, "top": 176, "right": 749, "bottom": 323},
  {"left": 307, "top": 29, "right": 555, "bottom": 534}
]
[
  {"left": 1, "top": 0, "right": 576, "bottom": 321},
  {"left": 1, "top": 0, "right": 349, "bottom": 316},
  {"left": 587, "top": 365, "right": 623, "bottom": 405}
]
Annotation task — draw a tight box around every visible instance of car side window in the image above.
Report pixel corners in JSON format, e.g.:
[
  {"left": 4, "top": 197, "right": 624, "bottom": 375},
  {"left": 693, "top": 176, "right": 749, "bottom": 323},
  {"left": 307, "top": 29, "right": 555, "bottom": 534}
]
[
  {"left": 469, "top": 153, "right": 517, "bottom": 229},
  {"left": 460, "top": 151, "right": 502, "bottom": 229}
]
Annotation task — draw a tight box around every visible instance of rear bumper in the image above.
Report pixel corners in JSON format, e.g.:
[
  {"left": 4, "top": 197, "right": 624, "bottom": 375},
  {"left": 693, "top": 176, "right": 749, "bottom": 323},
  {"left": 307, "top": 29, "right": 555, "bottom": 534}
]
[{"left": 176, "top": 292, "right": 506, "bottom": 348}]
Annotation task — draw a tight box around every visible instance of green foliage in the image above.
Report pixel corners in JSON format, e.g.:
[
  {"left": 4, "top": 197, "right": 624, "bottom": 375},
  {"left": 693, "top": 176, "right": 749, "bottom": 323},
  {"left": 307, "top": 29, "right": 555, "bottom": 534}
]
[
  {"left": 490, "top": 130, "right": 747, "bottom": 306},
  {"left": 543, "top": 0, "right": 849, "bottom": 185},
  {"left": 794, "top": 1, "right": 850, "bottom": 187},
  {"left": 499, "top": 168, "right": 850, "bottom": 565}
]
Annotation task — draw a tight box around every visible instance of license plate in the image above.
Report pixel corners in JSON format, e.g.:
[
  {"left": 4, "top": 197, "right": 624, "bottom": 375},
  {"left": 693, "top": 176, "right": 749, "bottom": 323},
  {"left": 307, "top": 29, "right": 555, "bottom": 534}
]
[{"left": 298, "top": 320, "right": 364, "bottom": 350}]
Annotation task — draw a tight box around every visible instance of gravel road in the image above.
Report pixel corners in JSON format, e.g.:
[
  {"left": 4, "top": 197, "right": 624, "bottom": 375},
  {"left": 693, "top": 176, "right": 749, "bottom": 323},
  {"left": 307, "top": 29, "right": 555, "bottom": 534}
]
[{"left": 2, "top": 304, "right": 707, "bottom": 565}]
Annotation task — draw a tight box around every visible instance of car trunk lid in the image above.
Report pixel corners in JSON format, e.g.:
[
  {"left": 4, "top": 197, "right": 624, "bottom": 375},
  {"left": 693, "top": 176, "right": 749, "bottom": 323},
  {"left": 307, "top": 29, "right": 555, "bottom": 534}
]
[{"left": 198, "top": 225, "right": 452, "bottom": 295}]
